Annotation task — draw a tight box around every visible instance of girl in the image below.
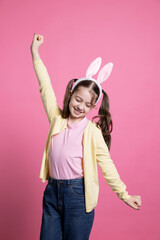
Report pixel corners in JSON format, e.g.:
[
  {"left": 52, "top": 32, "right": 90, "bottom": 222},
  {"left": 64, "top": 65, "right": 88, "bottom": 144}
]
[{"left": 30, "top": 33, "right": 142, "bottom": 240}]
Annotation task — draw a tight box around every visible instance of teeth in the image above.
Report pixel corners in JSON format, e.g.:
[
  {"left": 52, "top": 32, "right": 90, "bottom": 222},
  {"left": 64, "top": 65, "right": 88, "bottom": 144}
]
[{"left": 74, "top": 108, "right": 81, "bottom": 113}]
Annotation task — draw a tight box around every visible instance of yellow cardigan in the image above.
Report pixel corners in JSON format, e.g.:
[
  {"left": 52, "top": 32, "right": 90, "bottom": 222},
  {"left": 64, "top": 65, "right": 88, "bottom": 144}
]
[{"left": 33, "top": 58, "right": 131, "bottom": 213}]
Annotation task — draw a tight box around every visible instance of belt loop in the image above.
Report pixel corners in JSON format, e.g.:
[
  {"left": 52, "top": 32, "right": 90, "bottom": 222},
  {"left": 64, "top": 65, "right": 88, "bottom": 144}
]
[
  {"left": 67, "top": 179, "right": 70, "bottom": 186},
  {"left": 49, "top": 176, "right": 52, "bottom": 185}
]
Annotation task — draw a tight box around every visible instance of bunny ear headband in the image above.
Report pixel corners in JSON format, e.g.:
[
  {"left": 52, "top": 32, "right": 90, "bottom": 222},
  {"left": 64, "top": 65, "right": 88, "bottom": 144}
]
[{"left": 71, "top": 57, "right": 113, "bottom": 105}]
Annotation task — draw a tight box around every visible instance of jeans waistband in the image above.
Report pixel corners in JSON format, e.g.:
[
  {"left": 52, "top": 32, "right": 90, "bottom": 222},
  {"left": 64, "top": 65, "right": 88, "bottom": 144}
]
[{"left": 48, "top": 176, "right": 84, "bottom": 185}]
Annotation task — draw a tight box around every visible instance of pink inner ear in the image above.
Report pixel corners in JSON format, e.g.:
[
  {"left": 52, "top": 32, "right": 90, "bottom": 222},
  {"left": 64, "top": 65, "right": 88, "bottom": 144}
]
[
  {"left": 86, "top": 57, "right": 102, "bottom": 78},
  {"left": 97, "top": 63, "right": 113, "bottom": 83}
]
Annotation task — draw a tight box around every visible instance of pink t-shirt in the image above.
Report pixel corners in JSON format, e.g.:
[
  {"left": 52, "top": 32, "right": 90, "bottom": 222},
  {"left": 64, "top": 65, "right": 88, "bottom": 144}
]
[{"left": 49, "top": 116, "right": 89, "bottom": 179}]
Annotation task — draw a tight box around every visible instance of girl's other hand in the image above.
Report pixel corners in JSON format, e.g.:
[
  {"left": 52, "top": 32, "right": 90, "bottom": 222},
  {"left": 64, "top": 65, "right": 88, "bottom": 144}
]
[
  {"left": 124, "top": 195, "right": 142, "bottom": 210},
  {"left": 30, "top": 33, "right": 44, "bottom": 52}
]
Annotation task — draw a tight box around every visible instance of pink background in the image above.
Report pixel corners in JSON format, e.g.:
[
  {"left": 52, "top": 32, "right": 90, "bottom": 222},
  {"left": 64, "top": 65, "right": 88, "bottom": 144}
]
[{"left": 0, "top": 0, "right": 160, "bottom": 239}]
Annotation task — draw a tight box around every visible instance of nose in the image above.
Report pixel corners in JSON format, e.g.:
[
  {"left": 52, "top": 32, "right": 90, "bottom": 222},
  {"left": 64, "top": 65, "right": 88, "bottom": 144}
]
[{"left": 77, "top": 103, "right": 84, "bottom": 111}]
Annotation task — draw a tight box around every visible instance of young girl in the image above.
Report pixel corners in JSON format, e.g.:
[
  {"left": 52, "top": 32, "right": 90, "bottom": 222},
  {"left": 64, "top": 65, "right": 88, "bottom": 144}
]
[{"left": 30, "top": 33, "right": 142, "bottom": 240}]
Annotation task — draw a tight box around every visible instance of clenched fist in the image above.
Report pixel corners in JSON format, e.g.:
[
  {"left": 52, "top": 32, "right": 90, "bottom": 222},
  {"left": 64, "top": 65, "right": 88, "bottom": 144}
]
[
  {"left": 30, "top": 33, "right": 44, "bottom": 52},
  {"left": 124, "top": 195, "right": 142, "bottom": 210}
]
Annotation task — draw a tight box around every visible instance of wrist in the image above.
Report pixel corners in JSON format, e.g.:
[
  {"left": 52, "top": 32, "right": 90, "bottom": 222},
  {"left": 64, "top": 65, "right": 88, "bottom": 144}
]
[
  {"left": 31, "top": 46, "right": 39, "bottom": 53},
  {"left": 31, "top": 47, "right": 40, "bottom": 61}
]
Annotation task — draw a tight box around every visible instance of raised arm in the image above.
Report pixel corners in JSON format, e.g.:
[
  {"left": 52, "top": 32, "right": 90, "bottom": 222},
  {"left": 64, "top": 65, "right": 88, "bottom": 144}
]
[{"left": 30, "top": 33, "right": 61, "bottom": 123}]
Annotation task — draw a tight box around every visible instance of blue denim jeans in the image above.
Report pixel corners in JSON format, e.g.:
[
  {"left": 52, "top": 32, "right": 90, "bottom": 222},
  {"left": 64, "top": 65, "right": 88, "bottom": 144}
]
[{"left": 40, "top": 176, "right": 95, "bottom": 240}]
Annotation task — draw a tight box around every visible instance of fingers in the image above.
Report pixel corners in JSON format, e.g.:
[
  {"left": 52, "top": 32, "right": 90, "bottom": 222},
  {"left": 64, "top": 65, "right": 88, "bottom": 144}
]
[
  {"left": 129, "top": 201, "right": 140, "bottom": 210},
  {"left": 133, "top": 196, "right": 142, "bottom": 210},
  {"left": 34, "top": 33, "right": 40, "bottom": 40},
  {"left": 134, "top": 201, "right": 141, "bottom": 210},
  {"left": 33, "top": 33, "right": 37, "bottom": 39},
  {"left": 125, "top": 195, "right": 142, "bottom": 210},
  {"left": 137, "top": 196, "right": 142, "bottom": 205},
  {"left": 33, "top": 33, "right": 43, "bottom": 41}
]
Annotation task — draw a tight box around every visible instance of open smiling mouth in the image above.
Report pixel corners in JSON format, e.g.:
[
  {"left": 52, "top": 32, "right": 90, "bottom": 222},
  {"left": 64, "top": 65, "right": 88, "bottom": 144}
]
[{"left": 74, "top": 107, "right": 83, "bottom": 115}]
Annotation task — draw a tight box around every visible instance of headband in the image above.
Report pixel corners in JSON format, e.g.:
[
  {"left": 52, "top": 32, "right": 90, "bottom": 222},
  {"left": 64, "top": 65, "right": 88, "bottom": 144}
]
[{"left": 71, "top": 57, "right": 113, "bottom": 104}]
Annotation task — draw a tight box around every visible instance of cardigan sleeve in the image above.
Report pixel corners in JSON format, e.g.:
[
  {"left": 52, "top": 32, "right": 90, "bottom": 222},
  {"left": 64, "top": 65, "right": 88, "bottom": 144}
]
[
  {"left": 95, "top": 128, "right": 131, "bottom": 202},
  {"left": 33, "top": 58, "right": 61, "bottom": 123}
]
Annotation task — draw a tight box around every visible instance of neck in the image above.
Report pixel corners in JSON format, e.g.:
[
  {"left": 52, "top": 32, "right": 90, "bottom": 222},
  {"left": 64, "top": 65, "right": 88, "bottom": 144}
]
[{"left": 68, "top": 116, "right": 85, "bottom": 124}]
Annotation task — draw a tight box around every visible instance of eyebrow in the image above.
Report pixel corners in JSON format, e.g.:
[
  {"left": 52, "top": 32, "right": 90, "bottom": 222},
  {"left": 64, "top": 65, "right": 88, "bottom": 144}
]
[{"left": 75, "top": 95, "right": 92, "bottom": 104}]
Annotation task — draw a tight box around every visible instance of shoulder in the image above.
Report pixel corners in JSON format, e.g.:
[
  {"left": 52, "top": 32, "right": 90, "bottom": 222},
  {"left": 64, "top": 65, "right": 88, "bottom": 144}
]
[
  {"left": 86, "top": 120, "right": 103, "bottom": 137},
  {"left": 88, "top": 121, "right": 108, "bottom": 147},
  {"left": 49, "top": 114, "right": 64, "bottom": 126},
  {"left": 90, "top": 121, "right": 101, "bottom": 131},
  {"left": 51, "top": 114, "right": 63, "bottom": 122}
]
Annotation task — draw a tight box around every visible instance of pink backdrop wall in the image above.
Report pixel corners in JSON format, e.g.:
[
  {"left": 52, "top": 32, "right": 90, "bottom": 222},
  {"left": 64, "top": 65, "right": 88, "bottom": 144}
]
[{"left": 0, "top": 0, "right": 160, "bottom": 239}]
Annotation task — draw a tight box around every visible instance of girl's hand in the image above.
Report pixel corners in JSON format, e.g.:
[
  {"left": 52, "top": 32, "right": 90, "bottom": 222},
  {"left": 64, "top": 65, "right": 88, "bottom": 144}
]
[
  {"left": 124, "top": 195, "right": 142, "bottom": 210},
  {"left": 30, "top": 33, "right": 44, "bottom": 52}
]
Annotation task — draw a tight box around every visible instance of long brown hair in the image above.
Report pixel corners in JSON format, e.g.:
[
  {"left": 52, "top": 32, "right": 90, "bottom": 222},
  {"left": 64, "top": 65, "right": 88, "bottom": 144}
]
[{"left": 60, "top": 79, "right": 113, "bottom": 150}]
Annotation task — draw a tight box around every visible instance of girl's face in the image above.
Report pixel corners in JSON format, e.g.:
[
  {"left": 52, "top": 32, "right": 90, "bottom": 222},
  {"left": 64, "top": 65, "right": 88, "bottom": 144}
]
[{"left": 68, "top": 86, "right": 96, "bottom": 122}]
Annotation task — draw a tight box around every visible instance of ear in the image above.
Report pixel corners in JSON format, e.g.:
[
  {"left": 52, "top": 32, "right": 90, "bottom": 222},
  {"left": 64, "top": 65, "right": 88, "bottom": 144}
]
[
  {"left": 86, "top": 57, "right": 102, "bottom": 78},
  {"left": 97, "top": 62, "right": 113, "bottom": 84}
]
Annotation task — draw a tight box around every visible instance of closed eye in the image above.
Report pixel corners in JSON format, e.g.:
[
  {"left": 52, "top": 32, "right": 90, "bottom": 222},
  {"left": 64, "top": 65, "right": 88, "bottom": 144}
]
[
  {"left": 86, "top": 104, "right": 91, "bottom": 108},
  {"left": 75, "top": 96, "right": 91, "bottom": 107},
  {"left": 75, "top": 98, "right": 81, "bottom": 102}
]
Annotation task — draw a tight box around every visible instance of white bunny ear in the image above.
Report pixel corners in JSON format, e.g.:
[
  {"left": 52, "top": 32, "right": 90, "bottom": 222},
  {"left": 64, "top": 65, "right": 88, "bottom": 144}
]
[
  {"left": 86, "top": 57, "right": 102, "bottom": 78},
  {"left": 97, "top": 62, "right": 113, "bottom": 83}
]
